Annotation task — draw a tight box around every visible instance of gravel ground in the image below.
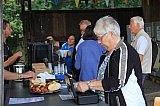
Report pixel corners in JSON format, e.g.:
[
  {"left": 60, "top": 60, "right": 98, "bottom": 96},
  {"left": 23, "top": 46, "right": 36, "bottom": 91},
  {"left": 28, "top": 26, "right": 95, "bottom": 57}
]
[
  {"left": 143, "top": 77, "right": 160, "bottom": 106},
  {"left": 143, "top": 79, "right": 160, "bottom": 94}
]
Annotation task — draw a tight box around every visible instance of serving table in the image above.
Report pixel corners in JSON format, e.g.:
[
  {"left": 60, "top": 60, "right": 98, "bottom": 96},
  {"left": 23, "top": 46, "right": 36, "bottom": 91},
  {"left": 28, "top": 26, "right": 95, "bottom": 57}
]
[{"left": 6, "top": 81, "right": 106, "bottom": 106}]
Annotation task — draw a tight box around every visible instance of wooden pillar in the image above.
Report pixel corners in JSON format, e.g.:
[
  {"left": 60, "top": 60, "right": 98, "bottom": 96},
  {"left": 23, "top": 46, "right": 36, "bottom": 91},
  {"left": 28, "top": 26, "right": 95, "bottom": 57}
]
[{"left": 0, "top": 1, "right": 4, "bottom": 105}]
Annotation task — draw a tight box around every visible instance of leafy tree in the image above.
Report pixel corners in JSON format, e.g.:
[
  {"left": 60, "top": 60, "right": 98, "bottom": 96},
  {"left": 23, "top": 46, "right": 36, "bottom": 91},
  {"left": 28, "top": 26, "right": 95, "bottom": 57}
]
[
  {"left": 3, "top": 0, "right": 23, "bottom": 38},
  {"left": 3, "top": 0, "right": 24, "bottom": 60}
]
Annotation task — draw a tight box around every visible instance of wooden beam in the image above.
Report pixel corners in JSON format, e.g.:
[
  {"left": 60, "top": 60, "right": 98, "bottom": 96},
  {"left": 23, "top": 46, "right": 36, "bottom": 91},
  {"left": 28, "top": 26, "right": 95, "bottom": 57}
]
[{"left": 0, "top": 1, "right": 4, "bottom": 105}]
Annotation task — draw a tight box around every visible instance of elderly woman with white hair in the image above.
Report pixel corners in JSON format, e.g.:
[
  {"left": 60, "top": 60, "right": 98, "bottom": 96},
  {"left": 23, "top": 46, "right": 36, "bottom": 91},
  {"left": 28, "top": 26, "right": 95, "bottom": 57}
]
[{"left": 74, "top": 16, "right": 147, "bottom": 106}]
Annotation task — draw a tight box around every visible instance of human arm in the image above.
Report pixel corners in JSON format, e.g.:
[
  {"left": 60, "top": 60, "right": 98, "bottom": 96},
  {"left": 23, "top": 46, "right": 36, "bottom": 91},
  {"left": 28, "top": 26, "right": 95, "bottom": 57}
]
[
  {"left": 67, "top": 46, "right": 74, "bottom": 57},
  {"left": 74, "top": 79, "right": 104, "bottom": 92},
  {"left": 4, "top": 70, "right": 36, "bottom": 80},
  {"left": 46, "top": 36, "right": 60, "bottom": 47},
  {"left": 4, "top": 51, "right": 22, "bottom": 68},
  {"left": 139, "top": 54, "right": 143, "bottom": 61},
  {"left": 67, "top": 51, "right": 73, "bottom": 57},
  {"left": 75, "top": 53, "right": 120, "bottom": 93}
]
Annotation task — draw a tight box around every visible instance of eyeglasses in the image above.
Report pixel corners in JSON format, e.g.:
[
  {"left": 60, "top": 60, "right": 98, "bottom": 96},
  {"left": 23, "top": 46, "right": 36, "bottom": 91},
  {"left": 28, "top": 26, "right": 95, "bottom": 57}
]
[{"left": 97, "top": 32, "right": 107, "bottom": 41}]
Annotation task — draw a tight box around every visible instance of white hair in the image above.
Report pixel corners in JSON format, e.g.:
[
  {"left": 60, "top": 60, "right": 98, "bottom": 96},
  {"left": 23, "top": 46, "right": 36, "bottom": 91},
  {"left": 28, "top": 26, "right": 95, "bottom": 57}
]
[
  {"left": 93, "top": 15, "right": 120, "bottom": 38},
  {"left": 79, "top": 20, "right": 91, "bottom": 26},
  {"left": 131, "top": 16, "right": 144, "bottom": 29}
]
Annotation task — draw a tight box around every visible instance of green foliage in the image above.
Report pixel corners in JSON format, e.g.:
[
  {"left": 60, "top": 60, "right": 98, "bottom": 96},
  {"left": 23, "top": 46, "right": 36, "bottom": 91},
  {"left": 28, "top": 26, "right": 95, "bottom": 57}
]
[
  {"left": 3, "top": 0, "right": 24, "bottom": 61},
  {"left": 115, "top": 0, "right": 142, "bottom": 8},
  {"left": 3, "top": 0, "right": 23, "bottom": 38},
  {"left": 30, "top": 0, "right": 141, "bottom": 10}
]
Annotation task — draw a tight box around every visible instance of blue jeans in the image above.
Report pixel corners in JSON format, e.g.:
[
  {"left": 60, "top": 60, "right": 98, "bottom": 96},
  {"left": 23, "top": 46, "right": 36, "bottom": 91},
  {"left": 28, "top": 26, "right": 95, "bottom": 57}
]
[
  {"left": 4, "top": 84, "right": 8, "bottom": 102},
  {"left": 142, "top": 74, "right": 147, "bottom": 85}
]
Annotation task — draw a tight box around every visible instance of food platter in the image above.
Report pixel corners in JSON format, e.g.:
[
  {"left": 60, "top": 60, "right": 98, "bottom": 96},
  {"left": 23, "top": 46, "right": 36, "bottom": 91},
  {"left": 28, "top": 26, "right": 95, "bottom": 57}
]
[
  {"left": 29, "top": 78, "right": 61, "bottom": 95},
  {"left": 30, "top": 89, "right": 60, "bottom": 95}
]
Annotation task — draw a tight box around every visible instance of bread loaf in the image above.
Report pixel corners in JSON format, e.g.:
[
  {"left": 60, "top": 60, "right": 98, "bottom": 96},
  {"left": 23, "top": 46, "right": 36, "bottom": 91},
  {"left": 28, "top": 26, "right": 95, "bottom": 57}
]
[
  {"left": 31, "top": 78, "right": 41, "bottom": 85},
  {"left": 48, "top": 83, "right": 61, "bottom": 92}
]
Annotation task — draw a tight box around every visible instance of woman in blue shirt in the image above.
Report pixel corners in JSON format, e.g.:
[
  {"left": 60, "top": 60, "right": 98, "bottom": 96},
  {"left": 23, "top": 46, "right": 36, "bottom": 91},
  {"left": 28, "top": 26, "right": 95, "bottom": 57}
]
[
  {"left": 47, "top": 34, "right": 75, "bottom": 74},
  {"left": 75, "top": 26, "right": 106, "bottom": 81},
  {"left": 61, "top": 34, "right": 75, "bottom": 74}
]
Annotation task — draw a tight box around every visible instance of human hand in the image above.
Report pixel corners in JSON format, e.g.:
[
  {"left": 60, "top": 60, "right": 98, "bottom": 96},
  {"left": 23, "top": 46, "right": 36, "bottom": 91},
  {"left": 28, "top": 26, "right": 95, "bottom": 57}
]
[
  {"left": 46, "top": 36, "right": 54, "bottom": 41},
  {"left": 46, "top": 36, "right": 57, "bottom": 45},
  {"left": 67, "top": 51, "right": 72, "bottom": 57},
  {"left": 14, "top": 51, "right": 22, "bottom": 58},
  {"left": 74, "top": 81, "right": 88, "bottom": 92},
  {"left": 22, "top": 71, "right": 36, "bottom": 80}
]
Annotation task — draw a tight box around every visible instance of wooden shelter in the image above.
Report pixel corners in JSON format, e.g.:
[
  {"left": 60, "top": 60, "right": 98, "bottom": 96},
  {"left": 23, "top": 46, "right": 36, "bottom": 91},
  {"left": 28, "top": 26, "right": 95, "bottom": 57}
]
[
  {"left": 19, "top": 0, "right": 160, "bottom": 63},
  {"left": 0, "top": 0, "right": 160, "bottom": 104}
]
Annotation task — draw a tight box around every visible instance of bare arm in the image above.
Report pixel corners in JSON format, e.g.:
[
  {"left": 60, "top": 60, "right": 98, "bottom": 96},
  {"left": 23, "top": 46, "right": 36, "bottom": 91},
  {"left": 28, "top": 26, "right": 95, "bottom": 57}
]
[
  {"left": 4, "top": 70, "right": 36, "bottom": 80},
  {"left": 74, "top": 79, "right": 104, "bottom": 92},
  {"left": 4, "top": 51, "right": 22, "bottom": 68},
  {"left": 46, "top": 36, "right": 60, "bottom": 47},
  {"left": 139, "top": 54, "right": 143, "bottom": 61},
  {"left": 89, "top": 80, "right": 104, "bottom": 91}
]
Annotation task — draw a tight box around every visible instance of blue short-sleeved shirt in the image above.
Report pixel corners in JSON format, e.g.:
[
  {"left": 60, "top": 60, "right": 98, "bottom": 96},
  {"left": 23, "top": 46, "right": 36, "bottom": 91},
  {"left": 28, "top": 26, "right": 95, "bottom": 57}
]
[{"left": 61, "top": 42, "right": 74, "bottom": 73}]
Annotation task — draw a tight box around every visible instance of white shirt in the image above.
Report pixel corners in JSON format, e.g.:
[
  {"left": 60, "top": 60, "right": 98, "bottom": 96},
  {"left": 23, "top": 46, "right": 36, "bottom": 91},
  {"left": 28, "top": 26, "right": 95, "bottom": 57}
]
[
  {"left": 136, "top": 36, "right": 148, "bottom": 55},
  {"left": 121, "top": 69, "right": 146, "bottom": 106},
  {"left": 76, "top": 37, "right": 84, "bottom": 51}
]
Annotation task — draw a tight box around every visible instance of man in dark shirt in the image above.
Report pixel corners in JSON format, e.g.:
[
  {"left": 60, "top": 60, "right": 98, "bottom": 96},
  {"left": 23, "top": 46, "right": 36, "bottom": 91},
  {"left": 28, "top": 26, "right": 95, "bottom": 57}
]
[
  {"left": 3, "top": 20, "right": 23, "bottom": 100},
  {"left": 3, "top": 20, "right": 22, "bottom": 70}
]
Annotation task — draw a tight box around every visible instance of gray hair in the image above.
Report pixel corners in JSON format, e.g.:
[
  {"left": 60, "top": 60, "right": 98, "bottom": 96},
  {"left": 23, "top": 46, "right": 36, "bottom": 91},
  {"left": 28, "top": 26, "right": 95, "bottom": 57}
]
[
  {"left": 79, "top": 20, "right": 91, "bottom": 26},
  {"left": 131, "top": 16, "right": 144, "bottom": 29},
  {"left": 93, "top": 15, "right": 120, "bottom": 38}
]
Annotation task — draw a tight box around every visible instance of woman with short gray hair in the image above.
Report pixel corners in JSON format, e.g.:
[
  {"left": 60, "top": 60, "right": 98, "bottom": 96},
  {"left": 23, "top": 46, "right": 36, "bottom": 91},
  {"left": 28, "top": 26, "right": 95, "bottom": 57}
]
[{"left": 75, "top": 15, "right": 147, "bottom": 106}]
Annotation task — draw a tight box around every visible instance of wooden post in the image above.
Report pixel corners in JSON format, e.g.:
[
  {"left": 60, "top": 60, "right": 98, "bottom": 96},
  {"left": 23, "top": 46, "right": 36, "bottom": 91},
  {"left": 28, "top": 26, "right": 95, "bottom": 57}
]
[{"left": 0, "top": 1, "right": 4, "bottom": 105}]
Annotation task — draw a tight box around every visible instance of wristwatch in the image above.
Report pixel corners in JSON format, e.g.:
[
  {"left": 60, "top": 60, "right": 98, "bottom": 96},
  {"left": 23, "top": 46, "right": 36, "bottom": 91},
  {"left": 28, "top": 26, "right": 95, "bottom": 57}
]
[{"left": 87, "top": 81, "right": 91, "bottom": 90}]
